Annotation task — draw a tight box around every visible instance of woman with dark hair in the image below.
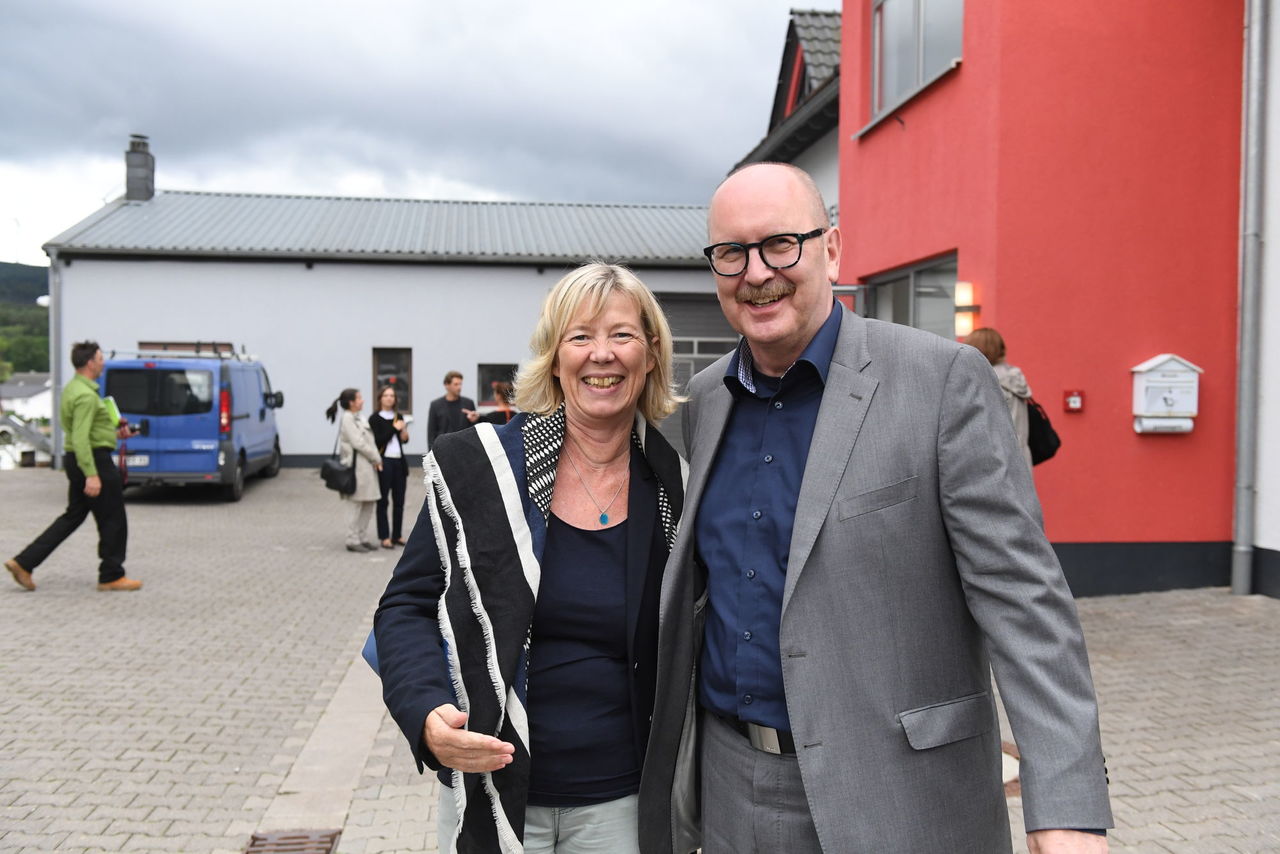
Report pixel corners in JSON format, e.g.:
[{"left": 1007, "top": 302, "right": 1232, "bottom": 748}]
[
  {"left": 369, "top": 384, "right": 410, "bottom": 549},
  {"left": 324, "top": 388, "right": 382, "bottom": 552},
  {"left": 375, "top": 263, "right": 685, "bottom": 853},
  {"left": 465, "top": 379, "right": 517, "bottom": 426}
]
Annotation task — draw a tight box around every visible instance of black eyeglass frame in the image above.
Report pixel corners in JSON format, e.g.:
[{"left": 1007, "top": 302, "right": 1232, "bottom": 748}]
[{"left": 702, "top": 227, "right": 828, "bottom": 277}]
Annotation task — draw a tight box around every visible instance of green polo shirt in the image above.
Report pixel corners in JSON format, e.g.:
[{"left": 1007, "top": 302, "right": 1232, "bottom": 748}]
[{"left": 61, "top": 373, "right": 119, "bottom": 477}]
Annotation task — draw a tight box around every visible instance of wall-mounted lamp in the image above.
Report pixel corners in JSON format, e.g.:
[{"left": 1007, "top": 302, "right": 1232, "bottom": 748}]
[{"left": 954, "top": 281, "right": 981, "bottom": 338}]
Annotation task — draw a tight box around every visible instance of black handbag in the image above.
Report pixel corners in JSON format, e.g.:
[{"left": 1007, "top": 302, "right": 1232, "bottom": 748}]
[
  {"left": 1027, "top": 397, "right": 1061, "bottom": 465},
  {"left": 320, "top": 421, "right": 357, "bottom": 494}
]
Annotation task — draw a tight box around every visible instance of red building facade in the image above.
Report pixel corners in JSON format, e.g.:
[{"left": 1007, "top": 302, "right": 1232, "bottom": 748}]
[{"left": 839, "top": 0, "right": 1244, "bottom": 592}]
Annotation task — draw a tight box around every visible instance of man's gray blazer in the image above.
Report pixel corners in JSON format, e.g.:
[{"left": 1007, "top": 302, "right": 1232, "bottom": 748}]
[{"left": 638, "top": 307, "right": 1112, "bottom": 853}]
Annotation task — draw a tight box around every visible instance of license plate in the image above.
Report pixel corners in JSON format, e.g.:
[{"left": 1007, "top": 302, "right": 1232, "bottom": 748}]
[{"left": 111, "top": 454, "right": 150, "bottom": 467}]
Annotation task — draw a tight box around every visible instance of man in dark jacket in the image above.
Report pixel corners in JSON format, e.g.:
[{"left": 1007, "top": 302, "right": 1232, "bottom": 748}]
[{"left": 425, "top": 370, "right": 475, "bottom": 449}]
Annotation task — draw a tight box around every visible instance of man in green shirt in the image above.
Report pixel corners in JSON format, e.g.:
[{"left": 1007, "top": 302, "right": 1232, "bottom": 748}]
[{"left": 5, "top": 341, "right": 142, "bottom": 592}]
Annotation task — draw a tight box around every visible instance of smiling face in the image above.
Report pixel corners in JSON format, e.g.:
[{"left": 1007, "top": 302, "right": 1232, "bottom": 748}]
[
  {"left": 707, "top": 164, "right": 841, "bottom": 377},
  {"left": 553, "top": 290, "right": 656, "bottom": 432}
]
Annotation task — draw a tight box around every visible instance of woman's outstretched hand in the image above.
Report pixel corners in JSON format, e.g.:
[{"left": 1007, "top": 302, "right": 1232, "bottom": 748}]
[{"left": 423, "top": 704, "right": 515, "bottom": 773}]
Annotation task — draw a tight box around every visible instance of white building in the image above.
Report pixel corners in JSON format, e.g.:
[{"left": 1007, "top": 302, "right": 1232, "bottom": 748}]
[
  {"left": 43, "top": 138, "right": 734, "bottom": 461},
  {"left": 0, "top": 372, "right": 52, "bottom": 421}
]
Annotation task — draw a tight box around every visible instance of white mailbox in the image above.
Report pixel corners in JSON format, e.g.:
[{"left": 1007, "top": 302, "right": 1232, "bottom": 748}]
[{"left": 1131, "top": 353, "right": 1202, "bottom": 434}]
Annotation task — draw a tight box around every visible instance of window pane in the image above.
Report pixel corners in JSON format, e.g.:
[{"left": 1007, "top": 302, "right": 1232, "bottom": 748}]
[
  {"left": 106, "top": 369, "right": 213, "bottom": 416},
  {"left": 877, "top": 0, "right": 916, "bottom": 110},
  {"left": 914, "top": 261, "right": 958, "bottom": 340},
  {"left": 874, "top": 276, "right": 911, "bottom": 324},
  {"left": 922, "top": 0, "right": 963, "bottom": 80},
  {"left": 373, "top": 348, "right": 412, "bottom": 413}
]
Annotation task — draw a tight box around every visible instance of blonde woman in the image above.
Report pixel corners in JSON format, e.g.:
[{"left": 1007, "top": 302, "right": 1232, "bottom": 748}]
[{"left": 375, "top": 263, "right": 685, "bottom": 853}]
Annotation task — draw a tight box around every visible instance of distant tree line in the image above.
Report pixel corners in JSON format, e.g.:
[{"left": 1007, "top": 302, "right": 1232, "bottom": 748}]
[{"left": 0, "top": 262, "right": 49, "bottom": 380}]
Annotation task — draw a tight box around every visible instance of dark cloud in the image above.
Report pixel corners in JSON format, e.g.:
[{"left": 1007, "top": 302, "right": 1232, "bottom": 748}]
[{"left": 1, "top": 0, "right": 837, "bottom": 206}]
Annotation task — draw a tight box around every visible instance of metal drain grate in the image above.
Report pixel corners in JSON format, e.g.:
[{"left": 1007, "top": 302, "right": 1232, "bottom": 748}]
[{"left": 242, "top": 829, "right": 342, "bottom": 854}]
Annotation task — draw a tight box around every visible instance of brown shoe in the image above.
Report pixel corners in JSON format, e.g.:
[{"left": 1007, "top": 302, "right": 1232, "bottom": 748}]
[
  {"left": 97, "top": 577, "right": 143, "bottom": 592},
  {"left": 5, "top": 559, "right": 35, "bottom": 591}
]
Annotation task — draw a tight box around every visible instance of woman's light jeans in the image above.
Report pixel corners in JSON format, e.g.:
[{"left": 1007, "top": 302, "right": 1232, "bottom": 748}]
[
  {"left": 436, "top": 787, "right": 639, "bottom": 854},
  {"left": 345, "top": 500, "right": 374, "bottom": 547}
]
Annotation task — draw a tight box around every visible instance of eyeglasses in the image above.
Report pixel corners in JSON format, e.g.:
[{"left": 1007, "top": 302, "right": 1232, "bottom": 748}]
[{"left": 702, "top": 227, "right": 827, "bottom": 277}]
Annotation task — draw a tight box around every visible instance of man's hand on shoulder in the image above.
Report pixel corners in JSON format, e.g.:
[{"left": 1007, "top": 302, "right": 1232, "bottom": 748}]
[{"left": 1027, "top": 829, "right": 1108, "bottom": 853}]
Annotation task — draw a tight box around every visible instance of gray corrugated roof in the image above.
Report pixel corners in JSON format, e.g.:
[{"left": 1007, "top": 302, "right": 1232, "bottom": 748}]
[
  {"left": 45, "top": 191, "right": 709, "bottom": 267},
  {"left": 792, "top": 9, "right": 841, "bottom": 90}
]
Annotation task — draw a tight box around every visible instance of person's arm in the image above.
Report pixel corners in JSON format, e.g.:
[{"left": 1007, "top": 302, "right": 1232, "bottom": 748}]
[
  {"left": 369, "top": 416, "right": 391, "bottom": 456},
  {"left": 66, "top": 390, "right": 100, "bottom": 477},
  {"left": 426, "top": 401, "right": 439, "bottom": 448},
  {"left": 374, "top": 476, "right": 512, "bottom": 773},
  {"left": 345, "top": 416, "right": 382, "bottom": 467},
  {"left": 936, "top": 345, "right": 1112, "bottom": 835},
  {"left": 1027, "top": 830, "right": 1108, "bottom": 852}
]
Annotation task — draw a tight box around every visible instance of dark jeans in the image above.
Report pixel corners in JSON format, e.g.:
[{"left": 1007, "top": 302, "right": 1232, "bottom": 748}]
[
  {"left": 15, "top": 449, "right": 127, "bottom": 583},
  {"left": 376, "top": 456, "right": 408, "bottom": 541}
]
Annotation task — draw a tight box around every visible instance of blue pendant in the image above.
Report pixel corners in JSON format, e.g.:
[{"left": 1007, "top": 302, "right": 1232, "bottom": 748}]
[{"left": 600, "top": 512, "right": 609, "bottom": 525}]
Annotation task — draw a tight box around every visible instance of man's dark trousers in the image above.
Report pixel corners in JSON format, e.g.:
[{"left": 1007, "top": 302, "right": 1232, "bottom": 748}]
[{"left": 15, "top": 449, "right": 127, "bottom": 583}]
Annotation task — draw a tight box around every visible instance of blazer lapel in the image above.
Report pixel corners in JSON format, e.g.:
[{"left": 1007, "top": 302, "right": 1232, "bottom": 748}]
[
  {"left": 782, "top": 309, "right": 877, "bottom": 614},
  {"left": 661, "top": 365, "right": 733, "bottom": 612}
]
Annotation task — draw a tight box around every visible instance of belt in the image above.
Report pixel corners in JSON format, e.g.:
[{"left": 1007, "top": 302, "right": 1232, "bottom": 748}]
[{"left": 713, "top": 712, "right": 796, "bottom": 755}]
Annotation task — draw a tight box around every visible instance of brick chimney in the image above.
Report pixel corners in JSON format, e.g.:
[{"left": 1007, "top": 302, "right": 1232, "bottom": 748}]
[{"left": 124, "top": 134, "right": 155, "bottom": 201}]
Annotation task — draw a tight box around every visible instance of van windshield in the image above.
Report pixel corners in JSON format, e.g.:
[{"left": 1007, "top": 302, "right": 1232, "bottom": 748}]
[{"left": 106, "top": 369, "right": 215, "bottom": 416}]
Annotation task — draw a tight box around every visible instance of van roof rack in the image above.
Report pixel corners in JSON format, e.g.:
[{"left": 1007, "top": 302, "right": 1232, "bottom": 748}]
[{"left": 107, "top": 344, "right": 258, "bottom": 362}]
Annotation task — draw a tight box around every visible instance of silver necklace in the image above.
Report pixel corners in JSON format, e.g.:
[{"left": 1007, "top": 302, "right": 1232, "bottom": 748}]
[{"left": 563, "top": 442, "right": 627, "bottom": 526}]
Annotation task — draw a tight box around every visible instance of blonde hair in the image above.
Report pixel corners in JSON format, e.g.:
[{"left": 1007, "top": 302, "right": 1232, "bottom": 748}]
[{"left": 514, "top": 262, "right": 684, "bottom": 422}]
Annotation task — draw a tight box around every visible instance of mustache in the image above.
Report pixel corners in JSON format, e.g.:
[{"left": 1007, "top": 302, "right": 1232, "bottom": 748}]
[{"left": 737, "top": 281, "right": 795, "bottom": 304}]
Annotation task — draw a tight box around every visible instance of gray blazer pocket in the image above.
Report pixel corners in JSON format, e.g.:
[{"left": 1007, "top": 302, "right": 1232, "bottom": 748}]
[
  {"left": 837, "top": 476, "right": 918, "bottom": 520},
  {"left": 897, "top": 691, "right": 993, "bottom": 750}
]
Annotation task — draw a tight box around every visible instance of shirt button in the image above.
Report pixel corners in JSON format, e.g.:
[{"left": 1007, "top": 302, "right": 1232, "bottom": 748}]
[
  {"left": 774, "top": 401, "right": 783, "bottom": 410},
  {"left": 743, "top": 631, "right": 752, "bottom": 641},
  {"left": 743, "top": 694, "right": 754, "bottom": 705},
  {"left": 764, "top": 454, "right": 773, "bottom": 463},
  {"left": 746, "top": 569, "right": 756, "bottom": 579},
  {"left": 752, "top": 510, "right": 762, "bottom": 519}
]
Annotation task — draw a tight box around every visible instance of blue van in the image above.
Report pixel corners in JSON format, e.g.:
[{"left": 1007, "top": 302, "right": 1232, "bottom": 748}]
[{"left": 100, "top": 349, "right": 284, "bottom": 501}]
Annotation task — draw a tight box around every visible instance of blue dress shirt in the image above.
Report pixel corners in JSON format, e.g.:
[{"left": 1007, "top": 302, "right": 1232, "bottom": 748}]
[{"left": 697, "top": 301, "right": 842, "bottom": 731}]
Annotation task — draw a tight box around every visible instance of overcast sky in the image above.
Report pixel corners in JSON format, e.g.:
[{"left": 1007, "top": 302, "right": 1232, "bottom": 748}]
[{"left": 0, "top": 0, "right": 840, "bottom": 267}]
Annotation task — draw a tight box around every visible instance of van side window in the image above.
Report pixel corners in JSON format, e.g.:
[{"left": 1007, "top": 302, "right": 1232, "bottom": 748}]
[{"left": 106, "top": 369, "right": 214, "bottom": 416}]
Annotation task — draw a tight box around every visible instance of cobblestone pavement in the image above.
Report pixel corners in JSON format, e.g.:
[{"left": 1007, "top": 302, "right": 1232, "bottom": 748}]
[{"left": 3, "top": 466, "right": 1278, "bottom": 853}]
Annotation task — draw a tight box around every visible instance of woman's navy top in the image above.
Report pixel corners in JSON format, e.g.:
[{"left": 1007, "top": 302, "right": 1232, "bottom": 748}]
[{"left": 526, "top": 514, "right": 639, "bottom": 806}]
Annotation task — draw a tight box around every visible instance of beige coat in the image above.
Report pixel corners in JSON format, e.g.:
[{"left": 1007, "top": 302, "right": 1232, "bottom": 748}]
[
  {"left": 339, "top": 410, "right": 382, "bottom": 502},
  {"left": 993, "top": 361, "right": 1032, "bottom": 471}
]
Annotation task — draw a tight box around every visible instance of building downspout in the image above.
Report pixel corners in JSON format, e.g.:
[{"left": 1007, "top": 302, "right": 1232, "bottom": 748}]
[
  {"left": 47, "top": 248, "right": 63, "bottom": 471},
  {"left": 1234, "top": 0, "right": 1267, "bottom": 595}
]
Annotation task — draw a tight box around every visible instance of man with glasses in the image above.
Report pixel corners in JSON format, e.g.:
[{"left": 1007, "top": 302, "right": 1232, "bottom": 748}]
[{"left": 640, "top": 163, "right": 1111, "bottom": 853}]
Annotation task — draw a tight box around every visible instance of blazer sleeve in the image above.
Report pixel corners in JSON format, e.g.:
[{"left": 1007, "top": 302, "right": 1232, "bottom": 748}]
[
  {"left": 936, "top": 345, "right": 1113, "bottom": 831},
  {"left": 375, "top": 488, "right": 457, "bottom": 774},
  {"left": 369, "top": 416, "right": 392, "bottom": 455}
]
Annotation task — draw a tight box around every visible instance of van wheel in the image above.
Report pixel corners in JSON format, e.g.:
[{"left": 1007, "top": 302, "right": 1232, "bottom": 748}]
[
  {"left": 224, "top": 457, "right": 245, "bottom": 502},
  {"left": 261, "top": 441, "right": 282, "bottom": 478}
]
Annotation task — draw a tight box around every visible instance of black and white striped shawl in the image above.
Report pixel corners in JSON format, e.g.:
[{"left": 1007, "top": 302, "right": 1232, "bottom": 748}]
[{"left": 426, "top": 406, "right": 684, "bottom": 854}]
